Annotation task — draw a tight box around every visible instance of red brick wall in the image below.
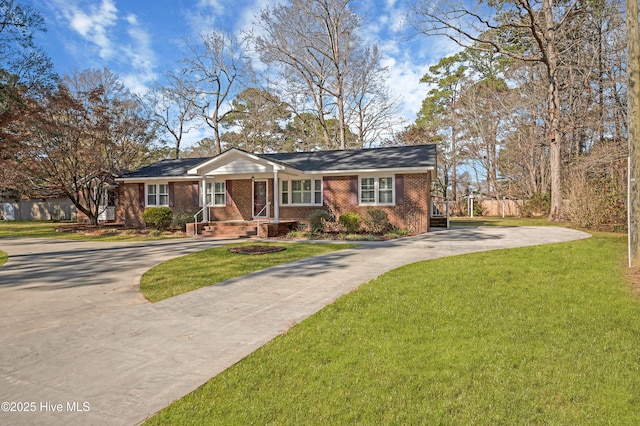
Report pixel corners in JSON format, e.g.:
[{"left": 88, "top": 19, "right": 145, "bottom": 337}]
[
  {"left": 171, "top": 181, "right": 200, "bottom": 213},
  {"left": 116, "top": 183, "right": 144, "bottom": 227},
  {"left": 115, "top": 181, "right": 200, "bottom": 228},
  {"left": 117, "top": 173, "right": 431, "bottom": 233},
  {"left": 280, "top": 173, "right": 431, "bottom": 234},
  {"left": 208, "top": 179, "right": 251, "bottom": 221},
  {"left": 304, "top": 173, "right": 431, "bottom": 234}
]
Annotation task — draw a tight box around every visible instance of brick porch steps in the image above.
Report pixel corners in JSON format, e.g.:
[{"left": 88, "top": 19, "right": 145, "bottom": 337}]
[{"left": 200, "top": 221, "right": 258, "bottom": 238}]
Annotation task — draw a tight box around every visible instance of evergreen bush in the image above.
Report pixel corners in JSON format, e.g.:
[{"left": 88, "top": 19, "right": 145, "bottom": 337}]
[
  {"left": 338, "top": 212, "right": 362, "bottom": 233},
  {"left": 363, "top": 208, "right": 389, "bottom": 234},
  {"left": 143, "top": 207, "right": 173, "bottom": 230},
  {"left": 309, "top": 209, "right": 332, "bottom": 233}
]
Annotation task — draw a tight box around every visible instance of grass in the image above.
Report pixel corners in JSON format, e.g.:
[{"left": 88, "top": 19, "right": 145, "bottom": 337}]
[
  {"left": 0, "top": 250, "right": 7, "bottom": 267},
  {"left": 140, "top": 242, "right": 359, "bottom": 302},
  {"left": 146, "top": 231, "right": 640, "bottom": 425},
  {"left": 0, "top": 220, "right": 183, "bottom": 241}
]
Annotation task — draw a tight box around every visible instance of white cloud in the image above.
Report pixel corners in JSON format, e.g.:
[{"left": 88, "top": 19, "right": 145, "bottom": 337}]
[
  {"left": 56, "top": 0, "right": 118, "bottom": 60},
  {"left": 120, "top": 72, "right": 153, "bottom": 96},
  {"left": 47, "top": 0, "right": 158, "bottom": 94},
  {"left": 352, "top": 0, "right": 467, "bottom": 123},
  {"left": 350, "top": 1, "right": 429, "bottom": 122},
  {"left": 125, "top": 14, "right": 138, "bottom": 25},
  {"left": 120, "top": 16, "right": 157, "bottom": 94},
  {"left": 382, "top": 56, "right": 430, "bottom": 121},
  {"left": 183, "top": 0, "right": 227, "bottom": 37},
  {"left": 235, "top": 0, "right": 274, "bottom": 36}
]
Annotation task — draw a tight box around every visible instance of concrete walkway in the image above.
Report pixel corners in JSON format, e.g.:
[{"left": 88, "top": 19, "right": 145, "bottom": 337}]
[{"left": 0, "top": 227, "right": 590, "bottom": 425}]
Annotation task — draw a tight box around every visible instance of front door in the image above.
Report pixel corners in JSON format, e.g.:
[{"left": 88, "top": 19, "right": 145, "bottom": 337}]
[{"left": 253, "top": 180, "right": 268, "bottom": 217}]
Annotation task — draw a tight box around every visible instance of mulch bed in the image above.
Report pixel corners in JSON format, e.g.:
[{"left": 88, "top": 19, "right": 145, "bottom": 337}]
[
  {"left": 55, "top": 223, "right": 124, "bottom": 233},
  {"left": 228, "top": 245, "right": 286, "bottom": 255}
]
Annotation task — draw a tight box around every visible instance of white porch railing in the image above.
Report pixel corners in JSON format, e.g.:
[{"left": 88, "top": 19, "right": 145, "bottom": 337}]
[
  {"left": 193, "top": 202, "right": 213, "bottom": 236},
  {"left": 254, "top": 202, "right": 271, "bottom": 238},
  {"left": 430, "top": 198, "right": 450, "bottom": 228}
]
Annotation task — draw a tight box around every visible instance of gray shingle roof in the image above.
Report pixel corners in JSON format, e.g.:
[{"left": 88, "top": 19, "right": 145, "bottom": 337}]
[
  {"left": 259, "top": 144, "right": 436, "bottom": 171},
  {"left": 118, "top": 145, "right": 436, "bottom": 178},
  {"left": 120, "top": 157, "right": 210, "bottom": 178}
]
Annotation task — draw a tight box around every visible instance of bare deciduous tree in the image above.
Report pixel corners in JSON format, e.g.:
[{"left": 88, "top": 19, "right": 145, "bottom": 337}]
[
  {"left": 146, "top": 71, "right": 197, "bottom": 159},
  {"left": 181, "top": 30, "right": 253, "bottom": 155},
  {"left": 255, "top": 0, "right": 395, "bottom": 150},
  {"left": 346, "top": 45, "right": 401, "bottom": 147}
]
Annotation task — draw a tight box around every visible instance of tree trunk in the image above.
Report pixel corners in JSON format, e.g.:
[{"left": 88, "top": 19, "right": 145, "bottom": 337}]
[
  {"left": 544, "top": 0, "right": 564, "bottom": 221},
  {"left": 337, "top": 90, "right": 346, "bottom": 149},
  {"left": 627, "top": 0, "right": 640, "bottom": 266},
  {"left": 451, "top": 129, "right": 458, "bottom": 202},
  {"left": 88, "top": 214, "right": 99, "bottom": 226}
]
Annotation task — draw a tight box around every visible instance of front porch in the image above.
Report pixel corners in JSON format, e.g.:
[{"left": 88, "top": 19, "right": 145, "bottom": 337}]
[{"left": 187, "top": 220, "right": 299, "bottom": 238}]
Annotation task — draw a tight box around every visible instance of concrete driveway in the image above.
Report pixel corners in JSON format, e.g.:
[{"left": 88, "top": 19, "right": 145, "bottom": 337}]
[
  {"left": 0, "top": 238, "right": 239, "bottom": 342},
  {"left": 0, "top": 227, "right": 590, "bottom": 425}
]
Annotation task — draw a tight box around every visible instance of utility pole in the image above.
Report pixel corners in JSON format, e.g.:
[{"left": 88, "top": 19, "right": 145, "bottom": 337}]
[{"left": 628, "top": 0, "right": 640, "bottom": 267}]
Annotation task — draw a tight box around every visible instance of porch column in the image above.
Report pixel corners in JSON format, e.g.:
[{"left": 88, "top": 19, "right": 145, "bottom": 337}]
[
  {"left": 201, "top": 177, "right": 208, "bottom": 222},
  {"left": 273, "top": 170, "right": 279, "bottom": 223}
]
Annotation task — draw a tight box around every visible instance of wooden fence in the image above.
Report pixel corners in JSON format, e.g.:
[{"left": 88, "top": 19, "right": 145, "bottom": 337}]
[{"left": 480, "top": 199, "right": 525, "bottom": 217}]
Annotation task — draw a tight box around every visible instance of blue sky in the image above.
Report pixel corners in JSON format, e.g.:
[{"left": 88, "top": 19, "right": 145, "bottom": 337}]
[{"left": 25, "top": 0, "right": 458, "bottom": 138}]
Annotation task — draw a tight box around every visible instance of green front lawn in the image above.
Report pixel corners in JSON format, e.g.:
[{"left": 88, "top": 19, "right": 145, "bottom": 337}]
[
  {"left": 140, "top": 242, "right": 359, "bottom": 302},
  {"left": 0, "top": 220, "right": 182, "bottom": 241},
  {"left": 146, "top": 232, "right": 640, "bottom": 424}
]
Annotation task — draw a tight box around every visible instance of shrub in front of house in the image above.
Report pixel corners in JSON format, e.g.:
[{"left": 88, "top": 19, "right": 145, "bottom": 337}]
[
  {"left": 173, "top": 211, "right": 196, "bottom": 232},
  {"left": 385, "top": 227, "right": 409, "bottom": 239},
  {"left": 309, "top": 209, "right": 332, "bottom": 234},
  {"left": 143, "top": 207, "right": 173, "bottom": 230},
  {"left": 363, "top": 208, "right": 390, "bottom": 234},
  {"left": 338, "top": 212, "right": 361, "bottom": 234}
]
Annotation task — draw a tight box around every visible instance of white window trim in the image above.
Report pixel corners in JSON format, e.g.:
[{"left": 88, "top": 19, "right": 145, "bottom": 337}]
[
  {"left": 280, "top": 178, "right": 323, "bottom": 206},
  {"left": 206, "top": 181, "right": 227, "bottom": 207},
  {"left": 146, "top": 183, "right": 169, "bottom": 207},
  {"left": 359, "top": 176, "right": 395, "bottom": 206}
]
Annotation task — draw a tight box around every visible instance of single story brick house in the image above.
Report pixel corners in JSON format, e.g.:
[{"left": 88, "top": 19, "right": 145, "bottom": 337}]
[{"left": 115, "top": 144, "right": 437, "bottom": 236}]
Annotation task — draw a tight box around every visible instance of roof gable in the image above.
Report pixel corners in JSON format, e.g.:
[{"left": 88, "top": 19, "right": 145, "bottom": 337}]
[{"left": 187, "top": 149, "right": 296, "bottom": 176}]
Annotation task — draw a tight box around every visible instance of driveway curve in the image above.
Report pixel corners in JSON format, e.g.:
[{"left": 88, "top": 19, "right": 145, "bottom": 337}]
[
  {"left": 0, "top": 226, "right": 590, "bottom": 425},
  {"left": 0, "top": 238, "right": 240, "bottom": 341}
]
